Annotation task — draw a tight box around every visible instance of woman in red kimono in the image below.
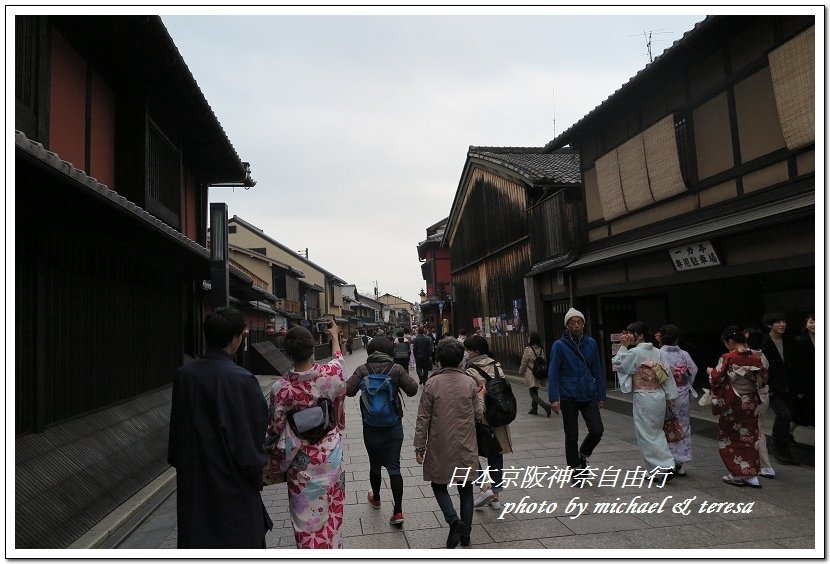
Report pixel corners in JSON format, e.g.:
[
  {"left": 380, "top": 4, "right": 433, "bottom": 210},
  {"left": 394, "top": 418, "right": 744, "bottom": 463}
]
[{"left": 707, "top": 326, "right": 765, "bottom": 488}]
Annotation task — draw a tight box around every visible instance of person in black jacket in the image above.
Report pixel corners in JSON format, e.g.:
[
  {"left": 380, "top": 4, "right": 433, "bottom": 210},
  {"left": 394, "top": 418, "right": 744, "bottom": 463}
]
[
  {"left": 760, "top": 311, "right": 797, "bottom": 465},
  {"left": 412, "top": 327, "right": 434, "bottom": 385},
  {"left": 168, "top": 307, "right": 272, "bottom": 548},
  {"left": 790, "top": 313, "right": 815, "bottom": 435}
]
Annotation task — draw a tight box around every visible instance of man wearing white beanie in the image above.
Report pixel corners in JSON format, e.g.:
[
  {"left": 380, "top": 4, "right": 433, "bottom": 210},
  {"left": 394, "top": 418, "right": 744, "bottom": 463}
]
[{"left": 548, "top": 307, "right": 606, "bottom": 483}]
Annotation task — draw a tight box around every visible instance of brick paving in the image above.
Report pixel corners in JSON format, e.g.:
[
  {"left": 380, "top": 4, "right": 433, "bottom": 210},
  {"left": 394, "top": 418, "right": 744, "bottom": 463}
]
[{"left": 118, "top": 347, "right": 818, "bottom": 554}]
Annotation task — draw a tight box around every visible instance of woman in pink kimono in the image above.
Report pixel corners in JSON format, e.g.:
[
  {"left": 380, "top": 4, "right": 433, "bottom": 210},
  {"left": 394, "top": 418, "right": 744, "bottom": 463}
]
[
  {"left": 707, "top": 326, "right": 764, "bottom": 488},
  {"left": 612, "top": 321, "right": 679, "bottom": 479},
  {"left": 264, "top": 322, "right": 347, "bottom": 548}
]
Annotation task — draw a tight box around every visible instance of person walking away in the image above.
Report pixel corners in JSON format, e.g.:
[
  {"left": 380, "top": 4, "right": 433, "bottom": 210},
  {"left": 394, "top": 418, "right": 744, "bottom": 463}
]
[
  {"left": 745, "top": 327, "right": 775, "bottom": 479},
  {"left": 790, "top": 313, "right": 815, "bottom": 440},
  {"left": 346, "top": 336, "right": 418, "bottom": 526},
  {"left": 658, "top": 325, "right": 698, "bottom": 476},
  {"left": 414, "top": 338, "right": 485, "bottom": 548},
  {"left": 707, "top": 326, "right": 764, "bottom": 488},
  {"left": 612, "top": 321, "right": 678, "bottom": 480},
  {"left": 168, "top": 307, "right": 273, "bottom": 548},
  {"left": 463, "top": 335, "right": 514, "bottom": 510},
  {"left": 548, "top": 308, "right": 606, "bottom": 482},
  {"left": 392, "top": 330, "right": 411, "bottom": 373},
  {"left": 520, "top": 332, "right": 552, "bottom": 417},
  {"left": 760, "top": 312, "right": 797, "bottom": 465},
  {"left": 263, "top": 322, "right": 347, "bottom": 548},
  {"left": 412, "top": 327, "right": 435, "bottom": 385}
]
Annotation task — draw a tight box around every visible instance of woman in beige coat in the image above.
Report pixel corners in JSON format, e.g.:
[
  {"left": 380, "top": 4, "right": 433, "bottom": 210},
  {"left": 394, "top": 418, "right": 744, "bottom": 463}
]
[
  {"left": 519, "top": 332, "right": 552, "bottom": 417},
  {"left": 463, "top": 335, "right": 513, "bottom": 510},
  {"left": 415, "top": 337, "right": 485, "bottom": 548}
]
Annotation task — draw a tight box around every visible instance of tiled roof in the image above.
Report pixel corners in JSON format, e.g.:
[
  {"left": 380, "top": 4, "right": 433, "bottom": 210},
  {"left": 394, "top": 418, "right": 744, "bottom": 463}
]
[
  {"left": 467, "top": 146, "right": 581, "bottom": 184},
  {"left": 15, "top": 130, "right": 209, "bottom": 261}
]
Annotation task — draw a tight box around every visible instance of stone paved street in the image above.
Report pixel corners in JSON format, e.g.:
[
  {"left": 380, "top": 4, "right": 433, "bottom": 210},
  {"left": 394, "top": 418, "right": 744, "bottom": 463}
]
[{"left": 117, "top": 347, "right": 817, "bottom": 555}]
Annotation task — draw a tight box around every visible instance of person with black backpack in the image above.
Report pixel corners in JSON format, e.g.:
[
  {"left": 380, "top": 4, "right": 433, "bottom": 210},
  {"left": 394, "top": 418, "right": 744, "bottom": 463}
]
[
  {"left": 519, "top": 332, "right": 552, "bottom": 417},
  {"left": 463, "top": 335, "right": 516, "bottom": 511},
  {"left": 346, "top": 337, "right": 418, "bottom": 527},
  {"left": 392, "top": 330, "right": 412, "bottom": 373}
]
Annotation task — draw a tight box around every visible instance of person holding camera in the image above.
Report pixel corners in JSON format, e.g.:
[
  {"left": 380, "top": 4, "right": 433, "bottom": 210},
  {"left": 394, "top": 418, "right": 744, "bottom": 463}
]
[{"left": 264, "top": 320, "right": 347, "bottom": 549}]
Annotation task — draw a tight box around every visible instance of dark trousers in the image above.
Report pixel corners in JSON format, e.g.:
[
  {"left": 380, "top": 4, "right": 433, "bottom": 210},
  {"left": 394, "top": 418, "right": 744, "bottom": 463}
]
[
  {"left": 769, "top": 394, "right": 794, "bottom": 459},
  {"left": 560, "top": 398, "right": 604, "bottom": 468},
  {"left": 415, "top": 357, "right": 431, "bottom": 384},
  {"left": 529, "top": 387, "right": 551, "bottom": 412},
  {"left": 478, "top": 450, "right": 504, "bottom": 493},
  {"left": 394, "top": 359, "right": 409, "bottom": 373},
  {"left": 431, "top": 482, "right": 474, "bottom": 539}
]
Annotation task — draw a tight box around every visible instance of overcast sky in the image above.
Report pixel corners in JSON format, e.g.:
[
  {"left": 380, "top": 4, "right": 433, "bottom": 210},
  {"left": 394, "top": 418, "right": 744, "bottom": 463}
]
[{"left": 159, "top": 8, "right": 709, "bottom": 304}]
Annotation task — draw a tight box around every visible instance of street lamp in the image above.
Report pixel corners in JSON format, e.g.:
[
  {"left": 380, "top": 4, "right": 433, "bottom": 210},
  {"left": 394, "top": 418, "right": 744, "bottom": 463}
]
[{"left": 210, "top": 202, "right": 229, "bottom": 309}]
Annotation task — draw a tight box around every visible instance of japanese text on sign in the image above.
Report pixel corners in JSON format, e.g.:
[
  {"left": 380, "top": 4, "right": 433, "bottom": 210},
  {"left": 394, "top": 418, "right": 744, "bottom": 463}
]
[{"left": 669, "top": 240, "right": 721, "bottom": 271}]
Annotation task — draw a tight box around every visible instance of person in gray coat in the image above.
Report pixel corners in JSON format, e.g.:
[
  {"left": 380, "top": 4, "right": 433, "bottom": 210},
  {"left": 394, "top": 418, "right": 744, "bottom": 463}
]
[{"left": 414, "top": 338, "right": 485, "bottom": 548}]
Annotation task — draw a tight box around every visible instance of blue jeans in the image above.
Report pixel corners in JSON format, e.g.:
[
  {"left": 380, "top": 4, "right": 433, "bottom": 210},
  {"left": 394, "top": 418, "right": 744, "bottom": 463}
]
[
  {"left": 560, "top": 398, "right": 604, "bottom": 468},
  {"left": 431, "top": 482, "right": 474, "bottom": 539}
]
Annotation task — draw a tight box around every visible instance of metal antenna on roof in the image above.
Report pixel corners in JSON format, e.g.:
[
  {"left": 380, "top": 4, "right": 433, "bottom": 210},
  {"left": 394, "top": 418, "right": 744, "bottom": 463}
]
[
  {"left": 630, "top": 29, "right": 673, "bottom": 63},
  {"left": 552, "top": 83, "right": 557, "bottom": 138}
]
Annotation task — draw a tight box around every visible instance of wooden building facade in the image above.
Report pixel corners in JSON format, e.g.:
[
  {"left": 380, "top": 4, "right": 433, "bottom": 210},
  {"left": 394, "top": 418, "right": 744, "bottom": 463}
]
[
  {"left": 540, "top": 15, "right": 816, "bottom": 379},
  {"left": 15, "top": 16, "right": 256, "bottom": 548},
  {"left": 443, "top": 148, "right": 582, "bottom": 370}
]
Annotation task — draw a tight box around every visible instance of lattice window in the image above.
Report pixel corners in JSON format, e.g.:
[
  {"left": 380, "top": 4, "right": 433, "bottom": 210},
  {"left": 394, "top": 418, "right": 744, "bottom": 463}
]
[{"left": 147, "top": 120, "right": 181, "bottom": 225}]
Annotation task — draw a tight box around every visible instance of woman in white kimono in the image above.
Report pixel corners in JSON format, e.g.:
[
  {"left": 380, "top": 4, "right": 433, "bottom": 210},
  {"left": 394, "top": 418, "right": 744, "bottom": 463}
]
[
  {"left": 612, "top": 321, "right": 679, "bottom": 478},
  {"left": 658, "top": 325, "right": 698, "bottom": 476}
]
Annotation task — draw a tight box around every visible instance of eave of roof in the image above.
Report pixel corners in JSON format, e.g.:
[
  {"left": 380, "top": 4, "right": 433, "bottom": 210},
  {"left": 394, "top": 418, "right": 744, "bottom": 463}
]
[
  {"left": 15, "top": 130, "right": 209, "bottom": 261},
  {"left": 230, "top": 215, "right": 347, "bottom": 285},
  {"left": 229, "top": 244, "right": 306, "bottom": 277},
  {"left": 467, "top": 146, "right": 581, "bottom": 185},
  {"left": 563, "top": 192, "right": 814, "bottom": 271},
  {"left": 49, "top": 15, "right": 252, "bottom": 185}
]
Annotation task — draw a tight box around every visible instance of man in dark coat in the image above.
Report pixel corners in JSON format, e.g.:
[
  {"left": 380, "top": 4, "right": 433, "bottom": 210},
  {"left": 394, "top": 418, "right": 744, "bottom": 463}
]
[
  {"left": 761, "top": 311, "right": 797, "bottom": 465},
  {"left": 168, "top": 307, "right": 273, "bottom": 548},
  {"left": 412, "top": 327, "right": 434, "bottom": 385}
]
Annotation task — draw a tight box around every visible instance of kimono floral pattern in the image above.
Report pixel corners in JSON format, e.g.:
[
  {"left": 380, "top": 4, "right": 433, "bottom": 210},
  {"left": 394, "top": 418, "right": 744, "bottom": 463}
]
[
  {"left": 660, "top": 345, "right": 698, "bottom": 465},
  {"left": 709, "top": 350, "right": 762, "bottom": 477},
  {"left": 613, "top": 343, "right": 679, "bottom": 471},
  {"left": 265, "top": 352, "right": 347, "bottom": 549}
]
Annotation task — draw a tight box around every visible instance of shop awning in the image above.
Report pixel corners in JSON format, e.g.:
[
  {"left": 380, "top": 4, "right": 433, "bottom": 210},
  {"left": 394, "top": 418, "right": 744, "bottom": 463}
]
[{"left": 563, "top": 192, "right": 814, "bottom": 271}]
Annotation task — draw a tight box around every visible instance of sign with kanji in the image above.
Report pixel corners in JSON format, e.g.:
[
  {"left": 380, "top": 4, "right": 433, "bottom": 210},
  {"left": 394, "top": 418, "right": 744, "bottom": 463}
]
[{"left": 669, "top": 240, "right": 722, "bottom": 271}]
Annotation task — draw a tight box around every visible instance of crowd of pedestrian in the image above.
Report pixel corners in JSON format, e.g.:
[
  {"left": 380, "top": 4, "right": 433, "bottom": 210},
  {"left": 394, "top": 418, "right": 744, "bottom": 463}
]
[{"left": 167, "top": 305, "right": 813, "bottom": 549}]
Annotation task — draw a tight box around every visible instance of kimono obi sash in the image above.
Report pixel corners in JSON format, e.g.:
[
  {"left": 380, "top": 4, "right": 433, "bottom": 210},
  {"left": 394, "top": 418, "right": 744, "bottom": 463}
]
[{"left": 633, "top": 370, "right": 662, "bottom": 391}]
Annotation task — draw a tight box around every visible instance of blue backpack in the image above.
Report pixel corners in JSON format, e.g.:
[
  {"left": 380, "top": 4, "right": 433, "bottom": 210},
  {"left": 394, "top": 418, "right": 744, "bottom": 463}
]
[{"left": 359, "top": 364, "right": 399, "bottom": 427}]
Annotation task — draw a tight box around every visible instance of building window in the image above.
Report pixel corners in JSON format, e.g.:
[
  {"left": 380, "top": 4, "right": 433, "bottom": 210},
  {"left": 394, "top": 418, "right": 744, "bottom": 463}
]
[{"left": 146, "top": 119, "right": 181, "bottom": 227}]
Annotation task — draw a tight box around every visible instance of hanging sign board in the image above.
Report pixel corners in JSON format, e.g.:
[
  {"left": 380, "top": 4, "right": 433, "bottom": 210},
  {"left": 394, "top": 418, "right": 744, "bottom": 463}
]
[{"left": 669, "top": 240, "right": 722, "bottom": 272}]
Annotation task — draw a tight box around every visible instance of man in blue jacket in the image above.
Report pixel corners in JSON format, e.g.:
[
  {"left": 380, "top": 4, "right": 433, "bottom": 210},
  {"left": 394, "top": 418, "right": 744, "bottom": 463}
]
[{"left": 548, "top": 307, "right": 606, "bottom": 477}]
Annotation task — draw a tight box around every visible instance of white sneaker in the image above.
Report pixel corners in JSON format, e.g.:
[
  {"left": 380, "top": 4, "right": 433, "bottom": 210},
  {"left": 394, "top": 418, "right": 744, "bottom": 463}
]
[
  {"left": 474, "top": 490, "right": 496, "bottom": 508},
  {"left": 488, "top": 499, "right": 501, "bottom": 509}
]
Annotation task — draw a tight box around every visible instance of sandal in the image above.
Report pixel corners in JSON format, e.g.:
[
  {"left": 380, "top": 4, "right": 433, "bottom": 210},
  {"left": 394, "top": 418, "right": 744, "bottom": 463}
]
[{"left": 721, "top": 475, "right": 745, "bottom": 487}]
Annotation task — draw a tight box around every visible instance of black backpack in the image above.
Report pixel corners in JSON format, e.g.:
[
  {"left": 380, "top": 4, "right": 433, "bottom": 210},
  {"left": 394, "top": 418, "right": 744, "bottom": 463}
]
[
  {"left": 393, "top": 339, "right": 410, "bottom": 360},
  {"left": 469, "top": 363, "right": 517, "bottom": 427},
  {"left": 531, "top": 347, "right": 548, "bottom": 382}
]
